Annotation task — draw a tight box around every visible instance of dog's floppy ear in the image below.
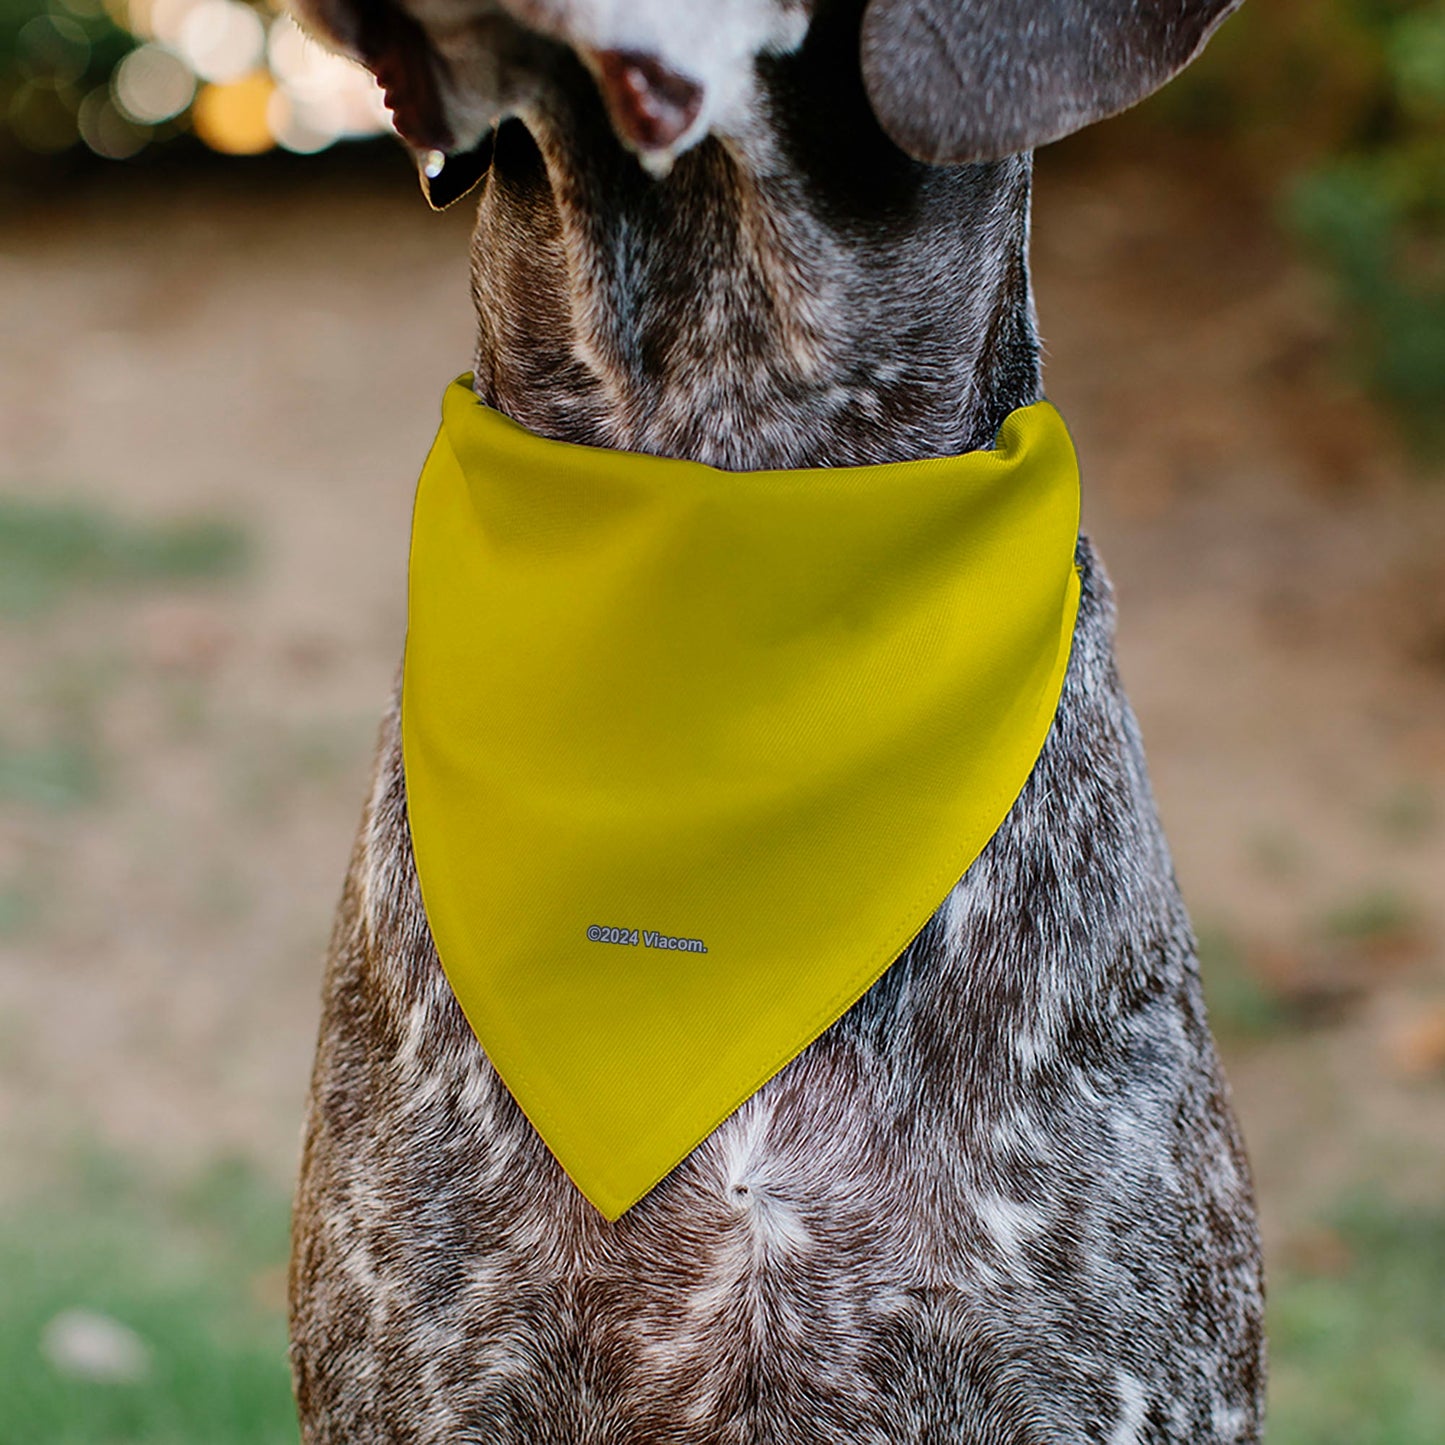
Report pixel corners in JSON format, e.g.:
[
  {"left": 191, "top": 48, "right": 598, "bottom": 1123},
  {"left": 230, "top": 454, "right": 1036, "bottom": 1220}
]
[{"left": 860, "top": 0, "right": 1245, "bottom": 165}]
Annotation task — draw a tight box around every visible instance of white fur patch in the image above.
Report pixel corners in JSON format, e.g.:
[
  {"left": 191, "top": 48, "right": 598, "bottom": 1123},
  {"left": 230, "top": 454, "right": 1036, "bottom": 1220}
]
[
  {"left": 1109, "top": 1370, "right": 1149, "bottom": 1445},
  {"left": 976, "top": 1192, "right": 1047, "bottom": 1262}
]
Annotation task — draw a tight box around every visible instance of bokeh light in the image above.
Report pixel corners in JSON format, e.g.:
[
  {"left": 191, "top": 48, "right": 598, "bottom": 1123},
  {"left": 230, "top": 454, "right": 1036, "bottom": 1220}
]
[
  {"left": 9, "top": 76, "right": 81, "bottom": 153},
  {"left": 3, "top": 0, "right": 394, "bottom": 160},
  {"left": 266, "top": 14, "right": 390, "bottom": 153},
  {"left": 176, "top": 0, "right": 265, "bottom": 85},
  {"left": 112, "top": 43, "right": 194, "bottom": 124},
  {"left": 77, "top": 84, "right": 149, "bottom": 157},
  {"left": 17, "top": 14, "right": 93, "bottom": 86},
  {"left": 190, "top": 68, "right": 273, "bottom": 153}
]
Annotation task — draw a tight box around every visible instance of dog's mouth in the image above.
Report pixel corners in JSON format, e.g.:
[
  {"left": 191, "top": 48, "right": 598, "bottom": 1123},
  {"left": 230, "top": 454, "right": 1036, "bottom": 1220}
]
[
  {"left": 356, "top": 0, "right": 467, "bottom": 150},
  {"left": 412, "top": 48, "right": 703, "bottom": 208},
  {"left": 291, "top": 0, "right": 498, "bottom": 205},
  {"left": 295, "top": 0, "right": 721, "bottom": 203}
]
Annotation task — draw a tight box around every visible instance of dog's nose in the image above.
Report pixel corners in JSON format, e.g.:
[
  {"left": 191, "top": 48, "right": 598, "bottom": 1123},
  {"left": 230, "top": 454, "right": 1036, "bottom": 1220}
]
[{"left": 592, "top": 50, "right": 704, "bottom": 153}]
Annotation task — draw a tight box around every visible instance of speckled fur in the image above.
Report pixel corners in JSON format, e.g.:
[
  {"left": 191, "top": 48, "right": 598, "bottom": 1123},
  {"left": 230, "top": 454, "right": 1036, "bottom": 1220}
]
[{"left": 289, "top": 2, "right": 1265, "bottom": 1439}]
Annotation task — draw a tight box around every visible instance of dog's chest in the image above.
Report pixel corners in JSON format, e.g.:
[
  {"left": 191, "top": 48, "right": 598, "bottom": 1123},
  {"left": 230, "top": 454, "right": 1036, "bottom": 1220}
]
[{"left": 290, "top": 542, "right": 1263, "bottom": 1443}]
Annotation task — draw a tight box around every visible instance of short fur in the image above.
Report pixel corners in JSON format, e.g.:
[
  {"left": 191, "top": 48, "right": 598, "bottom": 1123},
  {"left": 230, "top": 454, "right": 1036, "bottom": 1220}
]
[{"left": 287, "top": 2, "right": 1266, "bottom": 1440}]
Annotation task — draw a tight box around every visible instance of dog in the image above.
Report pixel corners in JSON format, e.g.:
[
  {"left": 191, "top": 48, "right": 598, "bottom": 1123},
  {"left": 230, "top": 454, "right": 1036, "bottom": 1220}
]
[{"left": 286, "top": 2, "right": 1267, "bottom": 1440}]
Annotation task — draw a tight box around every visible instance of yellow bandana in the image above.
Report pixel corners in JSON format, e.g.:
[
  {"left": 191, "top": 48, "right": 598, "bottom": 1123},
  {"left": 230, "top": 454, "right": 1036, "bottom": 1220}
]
[{"left": 403, "top": 377, "right": 1081, "bottom": 1219}]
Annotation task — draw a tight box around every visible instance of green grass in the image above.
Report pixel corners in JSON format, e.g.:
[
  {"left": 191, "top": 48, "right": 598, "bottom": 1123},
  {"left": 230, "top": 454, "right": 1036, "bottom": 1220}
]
[
  {"left": 1374, "top": 785, "right": 1440, "bottom": 845},
  {"left": 1322, "top": 888, "right": 1421, "bottom": 948},
  {"left": 0, "top": 495, "right": 248, "bottom": 620},
  {"left": 0, "top": 1153, "right": 298, "bottom": 1445},
  {"left": 1197, "top": 924, "right": 1290, "bottom": 1040},
  {"left": 0, "top": 883, "right": 36, "bottom": 936},
  {"left": 1269, "top": 1197, "right": 1445, "bottom": 1445},
  {"left": 0, "top": 738, "right": 103, "bottom": 811}
]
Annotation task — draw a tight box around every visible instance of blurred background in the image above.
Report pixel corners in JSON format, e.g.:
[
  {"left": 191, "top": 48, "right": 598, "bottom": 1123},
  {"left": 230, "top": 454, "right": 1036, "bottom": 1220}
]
[{"left": 1, "top": 1, "right": 1442, "bottom": 1441}]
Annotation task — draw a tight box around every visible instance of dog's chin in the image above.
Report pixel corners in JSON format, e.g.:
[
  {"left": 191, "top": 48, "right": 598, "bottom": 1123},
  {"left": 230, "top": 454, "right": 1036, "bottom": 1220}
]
[{"left": 417, "top": 132, "right": 497, "bottom": 209}]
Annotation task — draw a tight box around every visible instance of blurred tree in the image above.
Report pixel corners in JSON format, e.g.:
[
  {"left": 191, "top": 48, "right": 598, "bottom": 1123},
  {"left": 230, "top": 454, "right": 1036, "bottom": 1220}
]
[
  {"left": 1, "top": 0, "right": 386, "bottom": 167},
  {"left": 1170, "top": 0, "right": 1445, "bottom": 450},
  {"left": 1, "top": 0, "right": 138, "bottom": 162}
]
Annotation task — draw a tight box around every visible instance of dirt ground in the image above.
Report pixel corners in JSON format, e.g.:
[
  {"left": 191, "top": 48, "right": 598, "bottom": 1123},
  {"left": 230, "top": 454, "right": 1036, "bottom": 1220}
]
[{"left": 1, "top": 139, "right": 1442, "bottom": 1263}]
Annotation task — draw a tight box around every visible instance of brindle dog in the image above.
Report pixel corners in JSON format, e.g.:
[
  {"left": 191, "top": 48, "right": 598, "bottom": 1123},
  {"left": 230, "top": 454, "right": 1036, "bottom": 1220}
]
[{"left": 286, "top": 2, "right": 1266, "bottom": 1440}]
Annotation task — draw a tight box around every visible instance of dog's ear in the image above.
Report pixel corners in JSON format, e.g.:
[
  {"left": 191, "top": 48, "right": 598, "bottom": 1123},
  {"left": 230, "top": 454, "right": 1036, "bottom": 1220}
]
[{"left": 860, "top": 0, "right": 1245, "bottom": 165}]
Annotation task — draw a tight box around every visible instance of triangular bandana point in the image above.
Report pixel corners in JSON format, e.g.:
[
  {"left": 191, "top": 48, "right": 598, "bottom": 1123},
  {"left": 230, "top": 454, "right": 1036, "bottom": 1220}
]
[{"left": 403, "top": 376, "right": 1082, "bottom": 1218}]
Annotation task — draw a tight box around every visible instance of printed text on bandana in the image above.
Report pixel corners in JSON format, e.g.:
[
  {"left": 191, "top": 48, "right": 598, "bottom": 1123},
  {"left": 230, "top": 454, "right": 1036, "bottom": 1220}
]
[{"left": 587, "top": 925, "right": 709, "bottom": 954}]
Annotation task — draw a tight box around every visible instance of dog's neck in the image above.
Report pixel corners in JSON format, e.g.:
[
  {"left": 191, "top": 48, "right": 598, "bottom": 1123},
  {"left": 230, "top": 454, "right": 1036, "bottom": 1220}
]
[{"left": 465, "top": 32, "right": 1042, "bottom": 471}]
